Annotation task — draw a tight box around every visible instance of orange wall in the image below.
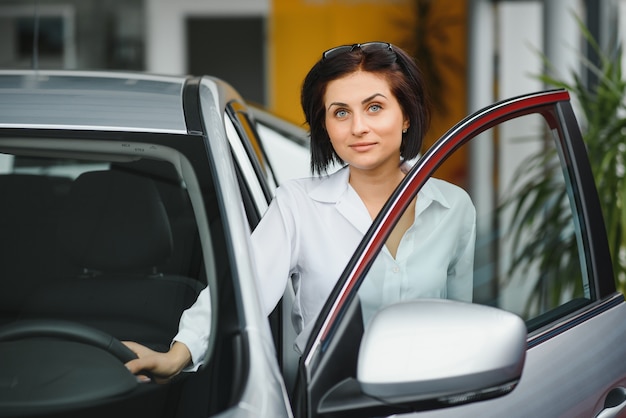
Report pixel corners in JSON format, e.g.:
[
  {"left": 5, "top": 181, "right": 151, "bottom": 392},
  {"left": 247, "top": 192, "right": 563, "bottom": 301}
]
[{"left": 269, "top": 0, "right": 468, "bottom": 184}]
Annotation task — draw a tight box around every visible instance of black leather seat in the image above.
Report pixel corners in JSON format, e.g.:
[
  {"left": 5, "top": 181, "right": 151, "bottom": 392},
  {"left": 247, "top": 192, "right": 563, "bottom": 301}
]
[
  {"left": 0, "top": 174, "right": 72, "bottom": 324},
  {"left": 20, "top": 170, "right": 205, "bottom": 350}
]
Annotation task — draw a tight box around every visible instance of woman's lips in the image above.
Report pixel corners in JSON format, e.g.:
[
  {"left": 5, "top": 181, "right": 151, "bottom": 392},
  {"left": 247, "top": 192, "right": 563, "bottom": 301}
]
[{"left": 349, "top": 142, "right": 377, "bottom": 152}]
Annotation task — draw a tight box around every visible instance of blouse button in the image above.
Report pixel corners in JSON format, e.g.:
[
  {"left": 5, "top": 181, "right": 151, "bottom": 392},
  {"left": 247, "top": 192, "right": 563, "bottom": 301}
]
[{"left": 392, "top": 266, "right": 400, "bottom": 273}]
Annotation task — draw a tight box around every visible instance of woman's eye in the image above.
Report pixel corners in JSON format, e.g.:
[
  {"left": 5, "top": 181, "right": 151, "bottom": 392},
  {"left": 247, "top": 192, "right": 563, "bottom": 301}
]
[
  {"left": 369, "top": 104, "right": 382, "bottom": 112},
  {"left": 335, "top": 109, "right": 348, "bottom": 118}
]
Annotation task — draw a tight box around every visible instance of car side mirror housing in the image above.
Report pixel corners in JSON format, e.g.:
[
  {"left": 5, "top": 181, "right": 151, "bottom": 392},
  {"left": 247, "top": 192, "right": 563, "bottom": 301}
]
[{"left": 357, "top": 299, "right": 526, "bottom": 404}]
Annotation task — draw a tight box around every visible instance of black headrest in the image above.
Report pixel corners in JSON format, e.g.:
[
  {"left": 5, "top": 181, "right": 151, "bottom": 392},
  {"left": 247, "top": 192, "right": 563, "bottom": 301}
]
[
  {"left": 0, "top": 174, "right": 58, "bottom": 216},
  {"left": 111, "top": 160, "right": 188, "bottom": 218},
  {"left": 60, "top": 170, "right": 173, "bottom": 273}
]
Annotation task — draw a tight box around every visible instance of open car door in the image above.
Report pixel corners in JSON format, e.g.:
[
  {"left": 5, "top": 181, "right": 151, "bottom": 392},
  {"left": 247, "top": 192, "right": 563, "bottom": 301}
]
[{"left": 291, "top": 90, "right": 626, "bottom": 418}]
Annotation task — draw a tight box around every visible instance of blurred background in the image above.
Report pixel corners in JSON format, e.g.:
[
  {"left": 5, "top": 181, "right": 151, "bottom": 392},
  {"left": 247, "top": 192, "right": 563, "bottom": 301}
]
[{"left": 0, "top": 0, "right": 619, "bottom": 182}]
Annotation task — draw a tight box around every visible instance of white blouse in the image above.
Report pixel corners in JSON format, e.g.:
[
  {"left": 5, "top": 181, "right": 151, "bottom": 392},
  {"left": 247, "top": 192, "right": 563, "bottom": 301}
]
[{"left": 176, "top": 166, "right": 476, "bottom": 366}]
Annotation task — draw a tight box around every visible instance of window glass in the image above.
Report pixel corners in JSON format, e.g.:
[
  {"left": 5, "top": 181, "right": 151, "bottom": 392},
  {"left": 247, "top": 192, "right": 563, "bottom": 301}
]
[
  {"left": 255, "top": 119, "right": 311, "bottom": 182},
  {"left": 359, "top": 113, "right": 590, "bottom": 329},
  {"left": 0, "top": 134, "right": 249, "bottom": 415},
  {"left": 0, "top": 145, "right": 211, "bottom": 351}
]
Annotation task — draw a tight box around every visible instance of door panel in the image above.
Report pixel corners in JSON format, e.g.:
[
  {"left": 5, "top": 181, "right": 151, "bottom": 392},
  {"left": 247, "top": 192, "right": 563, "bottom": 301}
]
[
  {"left": 296, "top": 90, "right": 626, "bottom": 417},
  {"left": 524, "top": 297, "right": 626, "bottom": 417},
  {"left": 406, "top": 297, "right": 626, "bottom": 417}
]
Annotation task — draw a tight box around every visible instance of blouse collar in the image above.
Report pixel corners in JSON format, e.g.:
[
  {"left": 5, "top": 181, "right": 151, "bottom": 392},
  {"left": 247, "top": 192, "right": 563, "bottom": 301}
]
[
  {"left": 307, "top": 164, "right": 452, "bottom": 209},
  {"left": 308, "top": 166, "right": 350, "bottom": 204}
]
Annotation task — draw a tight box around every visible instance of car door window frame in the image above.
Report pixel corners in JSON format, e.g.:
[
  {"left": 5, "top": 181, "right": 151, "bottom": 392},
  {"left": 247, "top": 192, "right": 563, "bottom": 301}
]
[{"left": 226, "top": 100, "right": 278, "bottom": 198}]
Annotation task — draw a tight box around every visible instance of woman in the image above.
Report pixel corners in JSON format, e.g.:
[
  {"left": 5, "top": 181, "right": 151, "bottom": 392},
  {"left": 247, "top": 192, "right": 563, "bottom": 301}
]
[{"left": 125, "top": 42, "right": 475, "bottom": 381}]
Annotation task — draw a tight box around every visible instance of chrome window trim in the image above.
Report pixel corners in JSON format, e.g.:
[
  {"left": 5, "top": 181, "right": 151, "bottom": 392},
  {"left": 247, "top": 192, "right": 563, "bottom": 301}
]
[
  {"left": 528, "top": 293, "right": 624, "bottom": 348},
  {"left": 223, "top": 113, "right": 269, "bottom": 214}
]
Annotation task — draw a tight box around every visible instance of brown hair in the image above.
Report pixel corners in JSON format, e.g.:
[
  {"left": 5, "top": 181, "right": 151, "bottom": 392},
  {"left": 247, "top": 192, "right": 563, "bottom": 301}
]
[{"left": 301, "top": 43, "right": 431, "bottom": 175}]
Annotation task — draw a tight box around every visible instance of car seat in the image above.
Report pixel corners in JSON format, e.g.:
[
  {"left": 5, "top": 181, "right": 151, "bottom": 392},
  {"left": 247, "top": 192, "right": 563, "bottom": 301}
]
[
  {"left": 20, "top": 169, "right": 205, "bottom": 351},
  {"left": 0, "top": 174, "right": 72, "bottom": 325}
]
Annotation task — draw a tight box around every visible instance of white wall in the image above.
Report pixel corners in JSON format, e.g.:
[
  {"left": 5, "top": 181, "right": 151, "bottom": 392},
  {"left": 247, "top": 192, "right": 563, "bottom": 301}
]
[{"left": 145, "top": 0, "right": 269, "bottom": 75}]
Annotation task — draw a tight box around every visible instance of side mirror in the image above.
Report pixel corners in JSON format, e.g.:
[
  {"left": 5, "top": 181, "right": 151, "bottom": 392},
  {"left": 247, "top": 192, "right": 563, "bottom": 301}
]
[{"left": 358, "top": 299, "right": 526, "bottom": 404}]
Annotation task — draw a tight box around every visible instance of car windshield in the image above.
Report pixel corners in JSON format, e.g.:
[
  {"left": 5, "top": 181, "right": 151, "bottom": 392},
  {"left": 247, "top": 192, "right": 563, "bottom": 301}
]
[
  {"left": 0, "top": 135, "right": 215, "bottom": 353},
  {"left": 0, "top": 130, "right": 236, "bottom": 416}
]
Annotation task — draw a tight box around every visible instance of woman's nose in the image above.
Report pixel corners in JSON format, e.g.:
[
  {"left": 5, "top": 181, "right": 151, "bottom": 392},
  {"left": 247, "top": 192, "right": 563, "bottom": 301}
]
[{"left": 351, "top": 113, "right": 370, "bottom": 136}]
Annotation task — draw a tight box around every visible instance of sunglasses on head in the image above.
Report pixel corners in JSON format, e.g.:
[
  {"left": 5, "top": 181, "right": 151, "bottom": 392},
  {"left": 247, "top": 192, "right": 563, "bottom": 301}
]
[{"left": 322, "top": 42, "right": 394, "bottom": 60}]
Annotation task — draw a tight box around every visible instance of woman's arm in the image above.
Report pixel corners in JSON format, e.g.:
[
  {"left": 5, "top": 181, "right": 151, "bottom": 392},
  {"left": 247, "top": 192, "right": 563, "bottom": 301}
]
[{"left": 123, "top": 341, "right": 192, "bottom": 383}]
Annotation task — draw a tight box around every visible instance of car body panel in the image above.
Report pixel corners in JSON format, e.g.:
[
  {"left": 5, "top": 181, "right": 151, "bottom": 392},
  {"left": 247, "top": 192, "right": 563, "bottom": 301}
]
[
  {"left": 412, "top": 295, "right": 626, "bottom": 417},
  {"left": 197, "top": 78, "right": 293, "bottom": 416}
]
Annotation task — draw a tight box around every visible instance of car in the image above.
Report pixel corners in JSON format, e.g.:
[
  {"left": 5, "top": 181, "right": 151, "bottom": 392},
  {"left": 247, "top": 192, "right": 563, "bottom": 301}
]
[
  {"left": 247, "top": 104, "right": 312, "bottom": 183},
  {"left": 0, "top": 71, "right": 623, "bottom": 418}
]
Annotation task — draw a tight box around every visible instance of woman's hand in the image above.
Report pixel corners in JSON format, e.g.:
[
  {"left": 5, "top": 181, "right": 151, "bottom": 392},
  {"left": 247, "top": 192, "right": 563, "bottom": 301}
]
[{"left": 123, "top": 341, "right": 192, "bottom": 384}]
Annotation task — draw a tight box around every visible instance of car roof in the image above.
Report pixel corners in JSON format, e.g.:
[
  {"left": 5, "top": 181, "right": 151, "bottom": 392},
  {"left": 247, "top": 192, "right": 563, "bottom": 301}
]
[{"left": 0, "top": 70, "right": 192, "bottom": 134}]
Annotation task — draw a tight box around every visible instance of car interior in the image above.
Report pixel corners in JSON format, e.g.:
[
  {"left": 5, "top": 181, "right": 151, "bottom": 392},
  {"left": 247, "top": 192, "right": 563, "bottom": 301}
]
[{"left": 0, "top": 144, "right": 245, "bottom": 417}]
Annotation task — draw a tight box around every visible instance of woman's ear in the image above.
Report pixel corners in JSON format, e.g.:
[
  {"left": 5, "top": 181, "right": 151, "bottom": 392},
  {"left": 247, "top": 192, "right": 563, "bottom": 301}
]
[{"left": 402, "top": 119, "right": 410, "bottom": 131}]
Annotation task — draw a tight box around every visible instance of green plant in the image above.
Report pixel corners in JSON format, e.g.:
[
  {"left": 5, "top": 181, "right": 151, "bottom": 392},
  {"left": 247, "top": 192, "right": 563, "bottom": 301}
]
[
  {"left": 503, "top": 16, "right": 626, "bottom": 313},
  {"left": 503, "top": 146, "right": 583, "bottom": 315}
]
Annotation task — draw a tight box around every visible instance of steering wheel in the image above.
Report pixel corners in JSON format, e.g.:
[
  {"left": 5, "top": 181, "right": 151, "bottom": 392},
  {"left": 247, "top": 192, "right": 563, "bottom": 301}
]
[
  {"left": 0, "top": 319, "right": 138, "bottom": 363},
  {"left": 0, "top": 319, "right": 145, "bottom": 416}
]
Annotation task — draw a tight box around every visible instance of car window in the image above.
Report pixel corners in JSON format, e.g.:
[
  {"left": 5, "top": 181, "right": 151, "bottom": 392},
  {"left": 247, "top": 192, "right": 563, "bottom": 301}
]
[
  {"left": 0, "top": 132, "right": 260, "bottom": 415},
  {"left": 248, "top": 105, "right": 313, "bottom": 183},
  {"left": 255, "top": 119, "right": 312, "bottom": 182},
  {"left": 358, "top": 112, "right": 590, "bottom": 331},
  {"left": 481, "top": 113, "right": 591, "bottom": 327},
  {"left": 0, "top": 144, "right": 213, "bottom": 335}
]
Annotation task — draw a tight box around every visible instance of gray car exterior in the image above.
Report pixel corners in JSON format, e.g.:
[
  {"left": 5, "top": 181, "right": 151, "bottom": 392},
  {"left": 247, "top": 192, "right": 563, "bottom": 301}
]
[
  {"left": 0, "top": 72, "right": 624, "bottom": 418},
  {"left": 0, "top": 70, "right": 290, "bottom": 417}
]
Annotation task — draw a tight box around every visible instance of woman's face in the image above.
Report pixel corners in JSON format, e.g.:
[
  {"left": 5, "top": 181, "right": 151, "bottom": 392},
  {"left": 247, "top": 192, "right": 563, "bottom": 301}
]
[{"left": 324, "top": 70, "right": 409, "bottom": 174}]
